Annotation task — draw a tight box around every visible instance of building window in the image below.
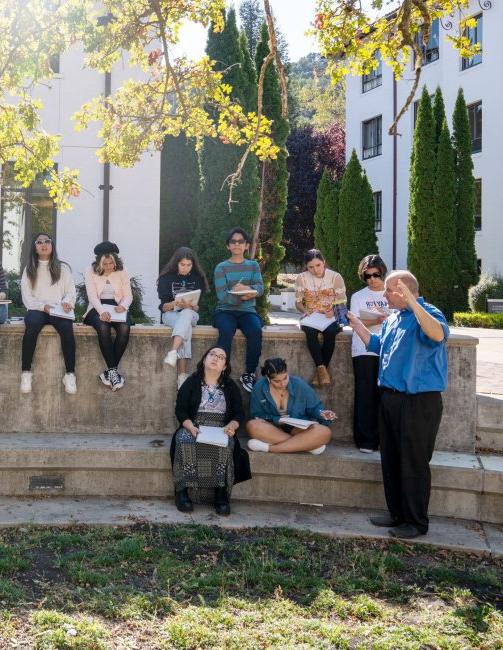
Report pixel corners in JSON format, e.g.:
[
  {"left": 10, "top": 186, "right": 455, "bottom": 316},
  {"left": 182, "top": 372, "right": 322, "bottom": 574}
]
[
  {"left": 0, "top": 163, "right": 56, "bottom": 273},
  {"left": 49, "top": 53, "right": 60, "bottom": 74},
  {"left": 462, "top": 14, "right": 482, "bottom": 70},
  {"left": 373, "top": 191, "right": 382, "bottom": 232},
  {"left": 362, "top": 116, "right": 382, "bottom": 159},
  {"left": 468, "top": 101, "right": 482, "bottom": 153},
  {"left": 415, "top": 19, "right": 439, "bottom": 65},
  {"left": 362, "top": 53, "right": 382, "bottom": 93},
  {"left": 474, "top": 179, "right": 482, "bottom": 231}
]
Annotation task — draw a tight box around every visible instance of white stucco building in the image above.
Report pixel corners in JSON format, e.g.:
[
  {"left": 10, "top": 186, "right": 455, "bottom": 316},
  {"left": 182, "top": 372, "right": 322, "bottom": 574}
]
[{"left": 345, "top": 0, "right": 502, "bottom": 276}]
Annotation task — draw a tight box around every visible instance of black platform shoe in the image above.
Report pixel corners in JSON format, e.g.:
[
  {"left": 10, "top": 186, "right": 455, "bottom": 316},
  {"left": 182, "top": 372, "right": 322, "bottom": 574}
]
[
  {"left": 175, "top": 488, "right": 193, "bottom": 513},
  {"left": 214, "top": 487, "right": 230, "bottom": 516}
]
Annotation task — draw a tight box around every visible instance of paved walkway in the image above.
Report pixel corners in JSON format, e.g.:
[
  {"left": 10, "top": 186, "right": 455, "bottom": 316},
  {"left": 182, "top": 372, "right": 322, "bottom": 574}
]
[
  {"left": 268, "top": 312, "right": 503, "bottom": 395},
  {"left": 0, "top": 497, "right": 501, "bottom": 557}
]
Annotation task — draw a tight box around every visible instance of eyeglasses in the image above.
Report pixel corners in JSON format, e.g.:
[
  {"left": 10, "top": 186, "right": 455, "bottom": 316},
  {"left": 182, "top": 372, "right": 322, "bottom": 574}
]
[
  {"left": 364, "top": 272, "right": 382, "bottom": 280},
  {"left": 229, "top": 239, "right": 246, "bottom": 245},
  {"left": 35, "top": 239, "right": 52, "bottom": 245},
  {"left": 208, "top": 351, "right": 226, "bottom": 361}
]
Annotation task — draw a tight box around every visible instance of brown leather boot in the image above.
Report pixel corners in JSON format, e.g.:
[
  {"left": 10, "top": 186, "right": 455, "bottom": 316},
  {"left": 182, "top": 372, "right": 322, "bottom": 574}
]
[{"left": 316, "top": 365, "right": 331, "bottom": 385}]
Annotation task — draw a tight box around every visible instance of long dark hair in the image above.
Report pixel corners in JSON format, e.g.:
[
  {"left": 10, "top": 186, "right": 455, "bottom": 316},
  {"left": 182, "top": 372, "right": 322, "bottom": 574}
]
[
  {"left": 303, "top": 249, "right": 325, "bottom": 266},
  {"left": 158, "top": 246, "right": 209, "bottom": 292},
  {"left": 26, "top": 232, "right": 67, "bottom": 288},
  {"left": 196, "top": 347, "right": 232, "bottom": 387},
  {"left": 92, "top": 252, "right": 124, "bottom": 275},
  {"left": 261, "top": 357, "right": 287, "bottom": 378}
]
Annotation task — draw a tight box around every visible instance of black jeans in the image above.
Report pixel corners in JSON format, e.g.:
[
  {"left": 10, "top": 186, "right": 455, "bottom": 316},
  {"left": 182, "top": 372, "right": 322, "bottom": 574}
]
[
  {"left": 84, "top": 308, "right": 130, "bottom": 369},
  {"left": 352, "top": 355, "right": 380, "bottom": 450},
  {"left": 301, "top": 322, "right": 341, "bottom": 367},
  {"left": 378, "top": 390, "right": 443, "bottom": 533},
  {"left": 22, "top": 310, "right": 76, "bottom": 372}
]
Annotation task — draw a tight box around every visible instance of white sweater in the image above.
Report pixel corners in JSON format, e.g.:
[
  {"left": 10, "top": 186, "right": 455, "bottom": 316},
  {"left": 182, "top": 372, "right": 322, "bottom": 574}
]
[{"left": 21, "top": 261, "right": 76, "bottom": 311}]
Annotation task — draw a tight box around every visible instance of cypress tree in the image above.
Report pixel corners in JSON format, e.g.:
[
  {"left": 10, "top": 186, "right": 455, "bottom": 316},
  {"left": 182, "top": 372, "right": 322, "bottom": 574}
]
[
  {"left": 239, "top": 31, "right": 257, "bottom": 112},
  {"left": 338, "top": 150, "right": 377, "bottom": 298},
  {"left": 314, "top": 168, "right": 340, "bottom": 269},
  {"left": 159, "top": 134, "right": 200, "bottom": 270},
  {"left": 407, "top": 86, "right": 436, "bottom": 291},
  {"left": 452, "top": 87, "right": 478, "bottom": 311},
  {"left": 432, "top": 86, "right": 446, "bottom": 149},
  {"left": 193, "top": 8, "right": 260, "bottom": 320},
  {"left": 254, "top": 21, "right": 289, "bottom": 320},
  {"left": 239, "top": 0, "right": 263, "bottom": 58}
]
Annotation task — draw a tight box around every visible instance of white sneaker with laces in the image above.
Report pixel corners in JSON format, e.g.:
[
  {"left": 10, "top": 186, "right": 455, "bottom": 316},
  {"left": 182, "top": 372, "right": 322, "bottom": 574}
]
[
  {"left": 20, "top": 371, "right": 32, "bottom": 394},
  {"left": 177, "top": 373, "right": 189, "bottom": 390},
  {"left": 359, "top": 448, "right": 374, "bottom": 454},
  {"left": 164, "top": 349, "right": 178, "bottom": 367},
  {"left": 309, "top": 445, "right": 326, "bottom": 455},
  {"left": 63, "top": 372, "right": 77, "bottom": 394},
  {"left": 247, "top": 439, "right": 270, "bottom": 453}
]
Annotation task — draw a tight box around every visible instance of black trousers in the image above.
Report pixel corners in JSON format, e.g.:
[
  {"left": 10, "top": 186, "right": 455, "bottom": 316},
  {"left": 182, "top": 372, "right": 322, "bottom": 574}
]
[
  {"left": 352, "top": 355, "right": 380, "bottom": 450},
  {"left": 84, "top": 309, "right": 130, "bottom": 369},
  {"left": 22, "top": 310, "right": 76, "bottom": 372},
  {"left": 378, "top": 390, "right": 443, "bottom": 533},
  {"left": 301, "top": 322, "right": 341, "bottom": 367}
]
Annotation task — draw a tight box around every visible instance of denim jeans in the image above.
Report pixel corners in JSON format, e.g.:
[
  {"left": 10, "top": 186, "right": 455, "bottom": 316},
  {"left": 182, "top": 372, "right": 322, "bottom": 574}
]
[
  {"left": 213, "top": 310, "right": 262, "bottom": 374},
  {"left": 0, "top": 304, "right": 7, "bottom": 325},
  {"left": 162, "top": 308, "right": 199, "bottom": 359}
]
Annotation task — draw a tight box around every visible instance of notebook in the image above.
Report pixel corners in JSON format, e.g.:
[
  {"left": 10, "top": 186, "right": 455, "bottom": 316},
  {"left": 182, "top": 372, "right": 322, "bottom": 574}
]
[
  {"left": 196, "top": 425, "right": 229, "bottom": 448},
  {"left": 101, "top": 306, "right": 127, "bottom": 322},
  {"left": 174, "top": 289, "right": 201, "bottom": 309},
  {"left": 0, "top": 300, "right": 12, "bottom": 304},
  {"left": 359, "top": 308, "right": 387, "bottom": 320},
  {"left": 228, "top": 288, "right": 258, "bottom": 296},
  {"left": 279, "top": 416, "right": 317, "bottom": 430},
  {"left": 49, "top": 304, "right": 75, "bottom": 320},
  {"left": 299, "top": 312, "right": 336, "bottom": 332}
]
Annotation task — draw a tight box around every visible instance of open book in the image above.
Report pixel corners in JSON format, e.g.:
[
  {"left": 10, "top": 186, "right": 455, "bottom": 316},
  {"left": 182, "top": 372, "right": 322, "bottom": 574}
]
[
  {"left": 49, "top": 303, "right": 75, "bottom": 320},
  {"left": 196, "top": 425, "right": 229, "bottom": 448},
  {"left": 101, "top": 306, "right": 127, "bottom": 322},
  {"left": 299, "top": 312, "right": 336, "bottom": 332},
  {"left": 279, "top": 416, "right": 317, "bottom": 430},
  {"left": 174, "top": 289, "right": 201, "bottom": 309}
]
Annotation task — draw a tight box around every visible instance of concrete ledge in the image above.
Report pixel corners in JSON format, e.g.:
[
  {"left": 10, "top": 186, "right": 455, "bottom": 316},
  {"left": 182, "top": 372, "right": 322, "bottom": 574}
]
[
  {"left": 0, "top": 434, "right": 500, "bottom": 524},
  {"left": 0, "top": 323, "right": 478, "bottom": 452},
  {"left": 477, "top": 394, "right": 503, "bottom": 452}
]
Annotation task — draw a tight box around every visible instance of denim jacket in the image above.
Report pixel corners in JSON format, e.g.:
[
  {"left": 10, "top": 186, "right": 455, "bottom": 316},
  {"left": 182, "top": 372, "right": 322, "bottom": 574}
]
[{"left": 249, "top": 375, "right": 331, "bottom": 426}]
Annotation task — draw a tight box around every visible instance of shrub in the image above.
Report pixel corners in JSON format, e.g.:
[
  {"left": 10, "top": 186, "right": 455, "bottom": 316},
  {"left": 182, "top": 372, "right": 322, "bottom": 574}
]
[
  {"left": 453, "top": 312, "right": 503, "bottom": 329},
  {"left": 6, "top": 271, "right": 22, "bottom": 307},
  {"left": 468, "top": 274, "right": 503, "bottom": 312}
]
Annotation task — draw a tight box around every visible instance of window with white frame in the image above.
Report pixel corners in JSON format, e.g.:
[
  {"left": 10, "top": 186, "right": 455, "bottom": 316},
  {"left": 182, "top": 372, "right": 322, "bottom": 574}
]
[
  {"left": 415, "top": 19, "right": 439, "bottom": 65},
  {"left": 362, "top": 53, "right": 382, "bottom": 93},
  {"left": 362, "top": 116, "right": 382, "bottom": 159},
  {"left": 462, "top": 14, "right": 482, "bottom": 70},
  {"left": 468, "top": 101, "right": 482, "bottom": 153}
]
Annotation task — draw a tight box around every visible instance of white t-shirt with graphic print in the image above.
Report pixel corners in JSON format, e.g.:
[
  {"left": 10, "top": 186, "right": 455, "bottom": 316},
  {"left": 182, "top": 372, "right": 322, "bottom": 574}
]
[{"left": 350, "top": 287, "right": 388, "bottom": 357}]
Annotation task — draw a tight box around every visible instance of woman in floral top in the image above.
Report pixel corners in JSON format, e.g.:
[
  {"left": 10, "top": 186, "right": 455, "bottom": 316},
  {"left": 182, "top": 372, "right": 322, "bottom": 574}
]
[{"left": 295, "top": 249, "right": 347, "bottom": 386}]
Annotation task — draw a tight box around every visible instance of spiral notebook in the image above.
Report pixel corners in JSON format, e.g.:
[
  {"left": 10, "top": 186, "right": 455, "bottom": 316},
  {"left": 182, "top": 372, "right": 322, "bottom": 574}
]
[{"left": 196, "top": 425, "right": 229, "bottom": 448}]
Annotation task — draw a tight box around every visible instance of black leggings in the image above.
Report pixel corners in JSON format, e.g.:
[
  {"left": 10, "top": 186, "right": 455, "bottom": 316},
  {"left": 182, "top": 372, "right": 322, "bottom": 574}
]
[
  {"left": 301, "top": 322, "right": 342, "bottom": 367},
  {"left": 22, "top": 310, "right": 76, "bottom": 372},
  {"left": 84, "top": 309, "right": 130, "bottom": 369}
]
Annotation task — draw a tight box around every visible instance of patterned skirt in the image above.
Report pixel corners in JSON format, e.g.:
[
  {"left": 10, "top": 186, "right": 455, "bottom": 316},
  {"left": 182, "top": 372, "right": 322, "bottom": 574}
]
[{"left": 173, "top": 411, "right": 235, "bottom": 503}]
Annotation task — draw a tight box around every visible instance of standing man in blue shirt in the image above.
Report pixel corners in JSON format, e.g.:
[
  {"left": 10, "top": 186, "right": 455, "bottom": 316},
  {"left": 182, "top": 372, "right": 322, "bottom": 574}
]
[{"left": 348, "top": 271, "right": 449, "bottom": 539}]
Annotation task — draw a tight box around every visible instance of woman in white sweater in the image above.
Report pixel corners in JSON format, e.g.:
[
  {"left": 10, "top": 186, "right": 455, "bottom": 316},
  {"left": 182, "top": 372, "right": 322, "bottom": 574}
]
[{"left": 21, "top": 233, "right": 77, "bottom": 394}]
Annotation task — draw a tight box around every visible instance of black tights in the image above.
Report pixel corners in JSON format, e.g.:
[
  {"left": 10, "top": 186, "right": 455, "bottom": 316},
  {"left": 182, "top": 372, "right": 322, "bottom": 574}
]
[
  {"left": 301, "top": 322, "right": 342, "bottom": 367},
  {"left": 84, "top": 309, "right": 130, "bottom": 369},
  {"left": 22, "top": 310, "right": 76, "bottom": 372}
]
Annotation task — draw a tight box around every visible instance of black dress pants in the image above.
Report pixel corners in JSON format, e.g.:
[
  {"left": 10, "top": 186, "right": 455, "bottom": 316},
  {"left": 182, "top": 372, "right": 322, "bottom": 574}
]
[
  {"left": 22, "top": 310, "right": 75, "bottom": 372},
  {"left": 352, "top": 355, "right": 380, "bottom": 450},
  {"left": 378, "top": 390, "right": 443, "bottom": 533}
]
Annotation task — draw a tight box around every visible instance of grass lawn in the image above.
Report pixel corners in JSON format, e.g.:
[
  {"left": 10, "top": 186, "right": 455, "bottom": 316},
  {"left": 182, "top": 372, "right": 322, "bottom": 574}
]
[{"left": 0, "top": 524, "right": 501, "bottom": 649}]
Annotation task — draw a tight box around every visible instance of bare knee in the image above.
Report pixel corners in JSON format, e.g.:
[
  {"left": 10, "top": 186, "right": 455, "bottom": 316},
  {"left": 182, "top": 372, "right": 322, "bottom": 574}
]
[
  {"left": 246, "top": 418, "right": 265, "bottom": 438},
  {"left": 313, "top": 424, "right": 332, "bottom": 445}
]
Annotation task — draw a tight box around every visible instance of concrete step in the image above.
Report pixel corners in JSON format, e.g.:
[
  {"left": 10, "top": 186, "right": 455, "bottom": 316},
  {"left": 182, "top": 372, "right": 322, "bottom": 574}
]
[
  {"left": 0, "top": 434, "right": 501, "bottom": 525},
  {"left": 476, "top": 394, "right": 503, "bottom": 453}
]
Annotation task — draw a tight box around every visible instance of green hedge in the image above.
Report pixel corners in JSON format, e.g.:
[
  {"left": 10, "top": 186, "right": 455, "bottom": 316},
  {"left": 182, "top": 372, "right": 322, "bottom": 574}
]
[{"left": 453, "top": 312, "right": 503, "bottom": 328}]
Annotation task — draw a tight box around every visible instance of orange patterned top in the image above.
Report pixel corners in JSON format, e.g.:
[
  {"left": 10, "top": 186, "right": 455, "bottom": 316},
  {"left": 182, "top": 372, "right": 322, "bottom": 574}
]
[{"left": 295, "top": 269, "right": 347, "bottom": 313}]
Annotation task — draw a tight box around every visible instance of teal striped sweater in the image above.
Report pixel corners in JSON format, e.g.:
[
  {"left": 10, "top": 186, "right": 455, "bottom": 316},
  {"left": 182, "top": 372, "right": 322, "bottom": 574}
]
[{"left": 214, "top": 258, "right": 264, "bottom": 313}]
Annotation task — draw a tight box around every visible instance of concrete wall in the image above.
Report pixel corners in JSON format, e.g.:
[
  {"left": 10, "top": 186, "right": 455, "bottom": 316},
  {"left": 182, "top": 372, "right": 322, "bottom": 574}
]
[{"left": 0, "top": 324, "right": 477, "bottom": 452}]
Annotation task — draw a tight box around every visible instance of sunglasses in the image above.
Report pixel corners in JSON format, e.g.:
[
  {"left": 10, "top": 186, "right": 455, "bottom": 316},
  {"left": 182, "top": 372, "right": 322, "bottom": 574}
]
[
  {"left": 35, "top": 239, "right": 52, "bottom": 245},
  {"left": 364, "top": 272, "right": 382, "bottom": 280},
  {"left": 228, "top": 239, "right": 246, "bottom": 245}
]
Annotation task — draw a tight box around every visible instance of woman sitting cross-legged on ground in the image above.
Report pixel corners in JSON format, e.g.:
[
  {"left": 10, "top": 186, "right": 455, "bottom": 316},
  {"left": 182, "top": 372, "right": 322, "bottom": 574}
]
[
  {"left": 84, "top": 241, "right": 132, "bottom": 391},
  {"left": 171, "top": 346, "right": 251, "bottom": 515},
  {"left": 20, "top": 233, "right": 77, "bottom": 394},
  {"left": 295, "top": 249, "right": 347, "bottom": 386},
  {"left": 246, "top": 358, "right": 337, "bottom": 454},
  {"left": 158, "top": 247, "right": 209, "bottom": 389}
]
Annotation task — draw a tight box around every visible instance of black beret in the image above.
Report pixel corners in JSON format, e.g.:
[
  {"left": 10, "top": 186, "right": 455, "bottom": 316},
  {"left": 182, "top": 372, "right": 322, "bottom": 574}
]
[{"left": 94, "top": 241, "right": 119, "bottom": 256}]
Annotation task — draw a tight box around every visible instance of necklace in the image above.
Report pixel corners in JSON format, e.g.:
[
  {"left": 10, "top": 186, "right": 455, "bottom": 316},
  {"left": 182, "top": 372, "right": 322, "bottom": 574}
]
[
  {"left": 309, "top": 272, "right": 326, "bottom": 292},
  {"left": 204, "top": 382, "right": 219, "bottom": 403}
]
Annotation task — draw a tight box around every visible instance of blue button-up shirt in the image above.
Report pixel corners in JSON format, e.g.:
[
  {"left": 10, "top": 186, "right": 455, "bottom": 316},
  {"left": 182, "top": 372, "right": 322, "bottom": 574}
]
[
  {"left": 367, "top": 297, "right": 449, "bottom": 394},
  {"left": 250, "top": 375, "right": 330, "bottom": 425}
]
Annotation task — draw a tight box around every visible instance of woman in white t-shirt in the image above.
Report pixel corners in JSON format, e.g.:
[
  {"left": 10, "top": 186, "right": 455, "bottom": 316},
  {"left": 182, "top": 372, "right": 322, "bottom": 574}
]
[{"left": 349, "top": 255, "right": 389, "bottom": 453}]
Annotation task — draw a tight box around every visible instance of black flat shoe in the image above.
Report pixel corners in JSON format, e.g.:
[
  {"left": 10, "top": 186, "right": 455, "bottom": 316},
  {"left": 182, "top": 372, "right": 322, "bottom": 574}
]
[
  {"left": 370, "top": 514, "right": 402, "bottom": 527},
  {"left": 214, "top": 487, "right": 230, "bottom": 516},
  {"left": 388, "top": 523, "right": 425, "bottom": 539},
  {"left": 175, "top": 488, "right": 193, "bottom": 513}
]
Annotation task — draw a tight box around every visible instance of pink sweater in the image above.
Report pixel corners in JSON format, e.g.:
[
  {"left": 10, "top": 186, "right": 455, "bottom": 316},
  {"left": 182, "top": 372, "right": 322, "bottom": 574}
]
[{"left": 84, "top": 267, "right": 133, "bottom": 316}]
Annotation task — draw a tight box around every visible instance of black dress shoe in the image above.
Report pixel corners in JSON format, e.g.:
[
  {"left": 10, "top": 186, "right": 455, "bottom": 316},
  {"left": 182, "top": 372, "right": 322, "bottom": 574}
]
[
  {"left": 175, "top": 488, "right": 193, "bottom": 513},
  {"left": 214, "top": 487, "right": 231, "bottom": 516},
  {"left": 370, "top": 514, "right": 402, "bottom": 527},
  {"left": 388, "top": 523, "right": 425, "bottom": 539}
]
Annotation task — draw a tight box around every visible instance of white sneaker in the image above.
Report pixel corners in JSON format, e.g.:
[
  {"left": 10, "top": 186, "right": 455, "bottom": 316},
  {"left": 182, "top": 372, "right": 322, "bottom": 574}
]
[
  {"left": 359, "top": 448, "right": 374, "bottom": 454},
  {"left": 20, "top": 371, "right": 32, "bottom": 394},
  {"left": 63, "top": 372, "right": 77, "bottom": 394},
  {"left": 309, "top": 445, "right": 326, "bottom": 455},
  {"left": 177, "top": 373, "right": 189, "bottom": 390},
  {"left": 163, "top": 349, "right": 178, "bottom": 367},
  {"left": 247, "top": 439, "right": 270, "bottom": 453}
]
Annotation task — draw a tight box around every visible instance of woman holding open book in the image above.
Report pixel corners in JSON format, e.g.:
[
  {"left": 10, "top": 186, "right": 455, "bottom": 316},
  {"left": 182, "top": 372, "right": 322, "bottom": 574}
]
[
  {"left": 158, "top": 247, "right": 209, "bottom": 389},
  {"left": 295, "top": 249, "right": 346, "bottom": 387},
  {"left": 171, "top": 346, "right": 250, "bottom": 515},
  {"left": 84, "top": 241, "right": 132, "bottom": 391},
  {"left": 247, "top": 358, "right": 336, "bottom": 454},
  {"left": 20, "top": 232, "right": 77, "bottom": 395}
]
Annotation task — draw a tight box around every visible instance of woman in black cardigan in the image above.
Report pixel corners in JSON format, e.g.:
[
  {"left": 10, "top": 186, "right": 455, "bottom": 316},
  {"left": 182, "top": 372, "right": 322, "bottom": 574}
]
[{"left": 171, "top": 346, "right": 250, "bottom": 515}]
